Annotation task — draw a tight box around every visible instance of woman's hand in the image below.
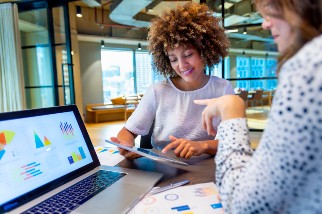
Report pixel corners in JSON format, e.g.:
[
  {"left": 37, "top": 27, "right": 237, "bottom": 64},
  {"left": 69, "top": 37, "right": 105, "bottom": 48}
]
[
  {"left": 194, "top": 95, "right": 246, "bottom": 136},
  {"left": 162, "top": 135, "right": 208, "bottom": 159},
  {"left": 109, "top": 137, "right": 142, "bottom": 159}
]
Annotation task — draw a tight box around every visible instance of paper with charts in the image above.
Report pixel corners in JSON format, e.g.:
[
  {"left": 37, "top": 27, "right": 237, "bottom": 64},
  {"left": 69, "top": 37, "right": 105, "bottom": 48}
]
[
  {"left": 94, "top": 146, "right": 124, "bottom": 166},
  {"left": 129, "top": 182, "right": 224, "bottom": 214}
]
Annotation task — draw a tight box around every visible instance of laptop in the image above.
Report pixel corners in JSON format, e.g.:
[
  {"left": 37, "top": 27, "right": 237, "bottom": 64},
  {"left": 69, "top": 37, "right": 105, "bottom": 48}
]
[{"left": 0, "top": 105, "right": 163, "bottom": 214}]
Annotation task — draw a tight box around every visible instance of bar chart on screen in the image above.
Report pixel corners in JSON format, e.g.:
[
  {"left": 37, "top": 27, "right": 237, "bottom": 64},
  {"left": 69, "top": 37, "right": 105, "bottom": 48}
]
[{"left": 67, "top": 146, "right": 87, "bottom": 164}]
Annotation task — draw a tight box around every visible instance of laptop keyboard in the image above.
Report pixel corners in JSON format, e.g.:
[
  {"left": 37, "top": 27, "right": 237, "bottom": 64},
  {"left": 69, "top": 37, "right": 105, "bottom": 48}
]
[{"left": 22, "top": 170, "right": 126, "bottom": 214}]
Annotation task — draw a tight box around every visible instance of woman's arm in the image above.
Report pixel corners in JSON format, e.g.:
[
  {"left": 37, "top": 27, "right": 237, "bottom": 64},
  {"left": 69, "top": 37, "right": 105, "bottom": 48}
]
[{"left": 110, "top": 127, "right": 142, "bottom": 159}]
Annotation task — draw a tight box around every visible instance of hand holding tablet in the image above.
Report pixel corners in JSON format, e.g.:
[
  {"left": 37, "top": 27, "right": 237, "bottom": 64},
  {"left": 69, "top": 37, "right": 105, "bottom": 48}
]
[{"left": 105, "top": 140, "right": 188, "bottom": 166}]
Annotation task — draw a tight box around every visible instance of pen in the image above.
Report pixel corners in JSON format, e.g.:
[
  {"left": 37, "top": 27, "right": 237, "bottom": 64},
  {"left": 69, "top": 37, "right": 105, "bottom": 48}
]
[{"left": 149, "top": 179, "right": 190, "bottom": 195}]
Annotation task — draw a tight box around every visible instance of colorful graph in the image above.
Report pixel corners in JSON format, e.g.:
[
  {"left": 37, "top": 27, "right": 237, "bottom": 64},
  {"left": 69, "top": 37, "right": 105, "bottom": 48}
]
[
  {"left": 67, "top": 147, "right": 86, "bottom": 164},
  {"left": 34, "top": 131, "right": 52, "bottom": 148},
  {"left": 0, "top": 130, "right": 15, "bottom": 160},
  {"left": 211, "top": 203, "right": 223, "bottom": 209},
  {"left": 60, "top": 122, "right": 75, "bottom": 139},
  {"left": 19, "top": 162, "right": 42, "bottom": 180},
  {"left": 95, "top": 147, "right": 119, "bottom": 154},
  {"left": 193, "top": 187, "right": 217, "bottom": 197},
  {"left": 171, "top": 205, "right": 191, "bottom": 212}
]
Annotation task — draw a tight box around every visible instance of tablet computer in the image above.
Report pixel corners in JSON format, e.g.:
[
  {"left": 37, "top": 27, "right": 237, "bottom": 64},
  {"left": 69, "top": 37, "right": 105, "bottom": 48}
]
[{"left": 105, "top": 140, "right": 188, "bottom": 166}]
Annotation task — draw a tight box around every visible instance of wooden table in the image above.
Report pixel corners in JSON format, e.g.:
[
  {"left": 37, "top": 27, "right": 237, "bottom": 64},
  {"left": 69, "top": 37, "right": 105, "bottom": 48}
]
[{"left": 117, "top": 150, "right": 215, "bottom": 187}]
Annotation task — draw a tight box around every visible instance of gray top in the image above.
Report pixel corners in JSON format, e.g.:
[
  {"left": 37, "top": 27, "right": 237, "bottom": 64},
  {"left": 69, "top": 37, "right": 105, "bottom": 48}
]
[{"left": 125, "top": 76, "right": 234, "bottom": 149}]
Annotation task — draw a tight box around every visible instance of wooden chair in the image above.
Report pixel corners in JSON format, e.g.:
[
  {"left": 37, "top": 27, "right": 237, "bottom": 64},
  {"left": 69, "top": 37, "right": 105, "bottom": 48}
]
[
  {"left": 124, "top": 95, "right": 139, "bottom": 121},
  {"left": 268, "top": 89, "right": 276, "bottom": 106},
  {"left": 249, "top": 90, "right": 264, "bottom": 108},
  {"left": 238, "top": 90, "right": 249, "bottom": 108}
]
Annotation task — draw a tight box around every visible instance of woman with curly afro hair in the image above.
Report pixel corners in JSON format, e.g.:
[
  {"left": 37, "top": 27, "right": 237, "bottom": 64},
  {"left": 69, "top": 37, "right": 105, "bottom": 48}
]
[{"left": 111, "top": 2, "right": 234, "bottom": 160}]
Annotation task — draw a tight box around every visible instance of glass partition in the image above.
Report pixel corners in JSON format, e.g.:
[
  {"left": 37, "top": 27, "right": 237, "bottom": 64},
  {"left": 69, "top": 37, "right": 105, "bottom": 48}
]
[
  {"left": 18, "top": 2, "right": 74, "bottom": 109},
  {"left": 220, "top": 0, "right": 279, "bottom": 131},
  {"left": 20, "top": 8, "right": 55, "bottom": 109}
]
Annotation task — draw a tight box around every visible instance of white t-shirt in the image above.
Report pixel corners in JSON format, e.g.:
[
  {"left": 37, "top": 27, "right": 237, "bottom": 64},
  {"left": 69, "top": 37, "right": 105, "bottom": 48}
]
[{"left": 125, "top": 76, "right": 234, "bottom": 149}]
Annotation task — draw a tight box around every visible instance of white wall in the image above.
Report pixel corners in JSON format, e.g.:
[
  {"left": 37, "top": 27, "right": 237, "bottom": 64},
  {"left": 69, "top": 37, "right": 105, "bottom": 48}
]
[{"left": 79, "top": 41, "right": 104, "bottom": 116}]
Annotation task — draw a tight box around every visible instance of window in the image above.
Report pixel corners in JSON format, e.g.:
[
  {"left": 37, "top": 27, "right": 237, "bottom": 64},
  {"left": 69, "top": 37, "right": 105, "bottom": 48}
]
[
  {"left": 18, "top": 3, "right": 74, "bottom": 109},
  {"left": 226, "top": 55, "right": 278, "bottom": 91},
  {"left": 101, "top": 49, "right": 134, "bottom": 103},
  {"left": 101, "top": 48, "right": 164, "bottom": 103},
  {"left": 135, "top": 52, "right": 164, "bottom": 94}
]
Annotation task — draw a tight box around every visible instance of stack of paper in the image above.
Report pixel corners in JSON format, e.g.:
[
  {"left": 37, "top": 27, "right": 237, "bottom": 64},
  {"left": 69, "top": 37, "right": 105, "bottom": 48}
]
[{"left": 129, "top": 182, "right": 224, "bottom": 214}]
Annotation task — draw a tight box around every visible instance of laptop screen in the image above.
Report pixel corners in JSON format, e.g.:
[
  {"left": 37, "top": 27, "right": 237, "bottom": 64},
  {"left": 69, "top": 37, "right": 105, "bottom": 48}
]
[{"left": 0, "top": 105, "right": 99, "bottom": 210}]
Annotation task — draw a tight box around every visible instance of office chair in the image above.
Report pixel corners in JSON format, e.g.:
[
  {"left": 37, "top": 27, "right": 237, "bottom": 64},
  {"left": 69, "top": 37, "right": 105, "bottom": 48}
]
[
  {"left": 124, "top": 95, "right": 139, "bottom": 121},
  {"left": 239, "top": 90, "right": 249, "bottom": 108},
  {"left": 140, "top": 121, "right": 154, "bottom": 149},
  {"left": 249, "top": 90, "right": 264, "bottom": 108}
]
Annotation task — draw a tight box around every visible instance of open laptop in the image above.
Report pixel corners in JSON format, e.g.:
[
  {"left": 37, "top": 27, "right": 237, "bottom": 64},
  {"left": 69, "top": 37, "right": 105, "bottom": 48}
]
[{"left": 0, "top": 105, "right": 163, "bottom": 214}]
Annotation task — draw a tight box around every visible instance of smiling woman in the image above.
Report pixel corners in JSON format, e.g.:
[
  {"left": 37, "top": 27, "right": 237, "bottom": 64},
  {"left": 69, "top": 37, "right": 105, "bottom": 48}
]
[
  {"left": 167, "top": 45, "right": 209, "bottom": 91},
  {"left": 110, "top": 2, "right": 236, "bottom": 160},
  {"left": 148, "top": 2, "right": 230, "bottom": 78}
]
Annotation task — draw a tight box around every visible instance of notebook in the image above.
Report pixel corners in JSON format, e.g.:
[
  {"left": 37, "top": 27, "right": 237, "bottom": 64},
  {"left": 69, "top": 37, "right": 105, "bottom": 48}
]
[{"left": 0, "top": 105, "right": 163, "bottom": 214}]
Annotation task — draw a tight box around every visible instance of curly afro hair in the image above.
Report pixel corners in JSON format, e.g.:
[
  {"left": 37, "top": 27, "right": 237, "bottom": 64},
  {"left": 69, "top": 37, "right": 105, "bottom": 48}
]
[{"left": 148, "top": 2, "right": 230, "bottom": 78}]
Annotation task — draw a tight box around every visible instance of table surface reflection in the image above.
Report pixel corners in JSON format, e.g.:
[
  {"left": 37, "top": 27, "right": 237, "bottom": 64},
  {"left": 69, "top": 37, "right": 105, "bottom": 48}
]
[{"left": 117, "top": 149, "right": 215, "bottom": 187}]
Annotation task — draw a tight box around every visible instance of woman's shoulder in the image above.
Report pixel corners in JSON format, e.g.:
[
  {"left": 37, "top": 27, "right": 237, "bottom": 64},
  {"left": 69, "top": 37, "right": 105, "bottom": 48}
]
[
  {"left": 208, "top": 76, "right": 231, "bottom": 86},
  {"left": 283, "top": 34, "right": 322, "bottom": 75},
  {"left": 307, "top": 34, "right": 322, "bottom": 49},
  {"left": 208, "top": 75, "right": 228, "bottom": 82},
  {"left": 150, "top": 78, "right": 173, "bottom": 91},
  {"left": 201, "top": 76, "right": 233, "bottom": 95},
  {"left": 299, "top": 34, "right": 322, "bottom": 59}
]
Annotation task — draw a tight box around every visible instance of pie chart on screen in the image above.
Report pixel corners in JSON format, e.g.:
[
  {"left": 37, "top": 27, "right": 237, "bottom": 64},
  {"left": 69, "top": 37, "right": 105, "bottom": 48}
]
[{"left": 0, "top": 130, "right": 15, "bottom": 160}]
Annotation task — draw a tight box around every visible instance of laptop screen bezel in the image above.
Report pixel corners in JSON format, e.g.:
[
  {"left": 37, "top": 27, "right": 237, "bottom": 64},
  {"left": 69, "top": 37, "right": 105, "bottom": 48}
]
[{"left": 0, "top": 105, "right": 100, "bottom": 212}]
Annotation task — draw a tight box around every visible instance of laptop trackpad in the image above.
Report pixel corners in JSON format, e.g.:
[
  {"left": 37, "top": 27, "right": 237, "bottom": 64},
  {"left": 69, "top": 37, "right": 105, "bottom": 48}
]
[{"left": 72, "top": 180, "right": 148, "bottom": 214}]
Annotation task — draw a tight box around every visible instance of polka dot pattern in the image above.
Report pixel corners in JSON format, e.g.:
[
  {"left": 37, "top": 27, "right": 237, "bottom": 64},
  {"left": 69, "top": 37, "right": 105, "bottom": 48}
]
[{"left": 215, "top": 35, "right": 322, "bottom": 214}]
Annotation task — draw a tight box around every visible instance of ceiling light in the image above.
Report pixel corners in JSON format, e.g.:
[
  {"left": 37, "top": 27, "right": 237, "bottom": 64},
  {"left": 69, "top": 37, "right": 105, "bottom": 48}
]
[
  {"left": 218, "top": 2, "right": 234, "bottom": 9},
  {"left": 101, "top": 40, "right": 105, "bottom": 47},
  {"left": 225, "top": 29, "right": 238, "bottom": 34},
  {"left": 138, "top": 43, "right": 141, "bottom": 50},
  {"left": 76, "top": 6, "right": 82, "bottom": 18},
  {"left": 224, "top": 15, "right": 249, "bottom": 27}
]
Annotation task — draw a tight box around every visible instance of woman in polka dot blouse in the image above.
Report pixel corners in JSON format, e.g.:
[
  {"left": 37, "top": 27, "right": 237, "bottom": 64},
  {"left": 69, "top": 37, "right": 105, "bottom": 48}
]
[{"left": 195, "top": 0, "right": 322, "bottom": 213}]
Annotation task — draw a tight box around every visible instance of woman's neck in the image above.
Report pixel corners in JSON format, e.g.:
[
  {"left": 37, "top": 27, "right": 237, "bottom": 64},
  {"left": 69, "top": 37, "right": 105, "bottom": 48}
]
[{"left": 171, "top": 74, "right": 210, "bottom": 91}]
